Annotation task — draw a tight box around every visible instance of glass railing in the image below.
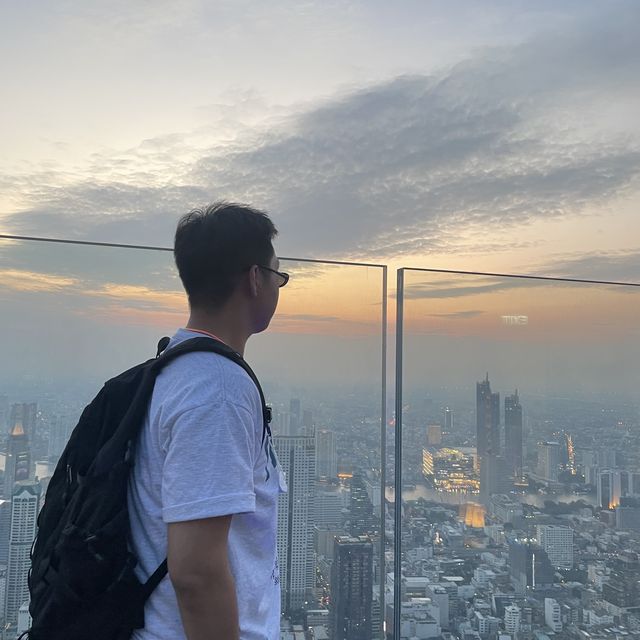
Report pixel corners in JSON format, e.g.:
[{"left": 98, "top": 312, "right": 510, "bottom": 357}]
[
  {"left": 393, "top": 268, "right": 639, "bottom": 640},
  {"left": 5, "top": 236, "right": 639, "bottom": 639},
  {"left": 0, "top": 236, "right": 387, "bottom": 638}
]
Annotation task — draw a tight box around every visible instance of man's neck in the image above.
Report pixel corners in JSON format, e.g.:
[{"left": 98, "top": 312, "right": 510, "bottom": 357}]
[{"left": 185, "top": 311, "right": 249, "bottom": 356}]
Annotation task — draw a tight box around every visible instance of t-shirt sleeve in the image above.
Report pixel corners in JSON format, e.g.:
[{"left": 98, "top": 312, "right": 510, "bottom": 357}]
[{"left": 161, "top": 399, "right": 257, "bottom": 523}]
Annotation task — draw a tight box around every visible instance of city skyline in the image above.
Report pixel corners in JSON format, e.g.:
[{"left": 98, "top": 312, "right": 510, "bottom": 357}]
[{"left": 1, "top": 357, "right": 639, "bottom": 637}]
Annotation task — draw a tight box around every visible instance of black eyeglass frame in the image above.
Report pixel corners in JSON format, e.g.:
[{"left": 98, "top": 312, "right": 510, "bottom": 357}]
[{"left": 258, "top": 265, "right": 290, "bottom": 287}]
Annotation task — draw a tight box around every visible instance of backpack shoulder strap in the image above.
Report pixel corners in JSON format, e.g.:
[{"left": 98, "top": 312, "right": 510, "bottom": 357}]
[{"left": 155, "top": 337, "right": 272, "bottom": 439}]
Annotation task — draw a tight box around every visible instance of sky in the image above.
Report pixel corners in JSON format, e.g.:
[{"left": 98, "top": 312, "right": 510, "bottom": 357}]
[{"left": 1, "top": 1, "right": 639, "bottom": 392}]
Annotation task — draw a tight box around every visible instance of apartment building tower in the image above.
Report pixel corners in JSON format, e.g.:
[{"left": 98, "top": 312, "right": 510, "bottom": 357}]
[
  {"left": 274, "top": 435, "right": 316, "bottom": 616},
  {"left": 316, "top": 429, "right": 337, "bottom": 481},
  {"left": 4, "top": 481, "right": 40, "bottom": 625},
  {"left": 3, "top": 421, "right": 31, "bottom": 500},
  {"left": 504, "top": 390, "right": 523, "bottom": 478},
  {"left": 330, "top": 535, "right": 373, "bottom": 640},
  {"left": 537, "top": 524, "right": 573, "bottom": 569}
]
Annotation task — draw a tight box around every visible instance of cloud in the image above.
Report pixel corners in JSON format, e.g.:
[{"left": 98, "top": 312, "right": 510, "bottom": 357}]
[
  {"left": 3, "top": 3, "right": 640, "bottom": 262},
  {"left": 0, "top": 269, "right": 80, "bottom": 293},
  {"left": 399, "top": 248, "right": 640, "bottom": 300},
  {"left": 401, "top": 277, "right": 535, "bottom": 300},
  {"left": 427, "top": 310, "right": 484, "bottom": 319},
  {"left": 275, "top": 313, "right": 341, "bottom": 323},
  {"left": 538, "top": 250, "right": 640, "bottom": 285}
]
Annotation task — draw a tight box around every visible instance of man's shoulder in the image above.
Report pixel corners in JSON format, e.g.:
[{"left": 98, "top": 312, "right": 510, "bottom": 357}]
[{"left": 155, "top": 332, "right": 260, "bottom": 412}]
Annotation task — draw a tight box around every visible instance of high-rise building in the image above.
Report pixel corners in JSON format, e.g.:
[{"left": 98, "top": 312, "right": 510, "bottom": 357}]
[
  {"left": 480, "top": 454, "right": 510, "bottom": 506},
  {"left": 315, "top": 489, "right": 346, "bottom": 528},
  {"left": 544, "top": 598, "right": 562, "bottom": 632},
  {"left": 0, "top": 395, "right": 9, "bottom": 432},
  {"left": 274, "top": 435, "right": 315, "bottom": 615},
  {"left": 489, "top": 494, "right": 523, "bottom": 524},
  {"left": 477, "top": 375, "right": 501, "bottom": 505},
  {"left": 603, "top": 552, "right": 640, "bottom": 614},
  {"left": 289, "top": 398, "right": 301, "bottom": 435},
  {"left": 597, "top": 469, "right": 640, "bottom": 509},
  {"left": 537, "top": 442, "right": 561, "bottom": 483},
  {"left": 330, "top": 535, "right": 373, "bottom": 640},
  {"left": 0, "top": 499, "right": 12, "bottom": 565},
  {"left": 422, "top": 449, "right": 435, "bottom": 478},
  {"left": 349, "top": 473, "right": 375, "bottom": 536},
  {"left": 427, "top": 425, "right": 442, "bottom": 447},
  {"left": 476, "top": 374, "right": 500, "bottom": 460},
  {"left": 3, "top": 421, "right": 31, "bottom": 500},
  {"left": 616, "top": 497, "right": 640, "bottom": 531},
  {"left": 536, "top": 525, "right": 573, "bottom": 569},
  {"left": 316, "top": 429, "right": 337, "bottom": 481},
  {"left": 4, "top": 481, "right": 40, "bottom": 625},
  {"left": 508, "top": 539, "right": 554, "bottom": 593},
  {"left": 504, "top": 391, "right": 523, "bottom": 478},
  {"left": 9, "top": 403, "right": 37, "bottom": 447},
  {"left": 598, "top": 469, "right": 619, "bottom": 509},
  {"left": 444, "top": 407, "right": 454, "bottom": 432},
  {"left": 504, "top": 604, "right": 521, "bottom": 634}
]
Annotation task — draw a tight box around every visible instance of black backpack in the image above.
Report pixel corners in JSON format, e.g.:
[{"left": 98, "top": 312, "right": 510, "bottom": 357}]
[{"left": 25, "top": 336, "right": 271, "bottom": 640}]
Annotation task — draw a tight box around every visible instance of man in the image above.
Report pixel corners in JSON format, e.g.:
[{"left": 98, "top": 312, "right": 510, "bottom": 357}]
[{"left": 128, "top": 202, "right": 288, "bottom": 640}]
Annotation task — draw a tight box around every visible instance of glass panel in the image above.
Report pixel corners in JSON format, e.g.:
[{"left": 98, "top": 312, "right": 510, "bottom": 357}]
[
  {"left": 0, "top": 237, "right": 386, "bottom": 637},
  {"left": 395, "top": 269, "right": 639, "bottom": 639}
]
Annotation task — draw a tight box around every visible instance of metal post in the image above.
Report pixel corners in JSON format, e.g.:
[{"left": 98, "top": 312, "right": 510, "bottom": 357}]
[
  {"left": 393, "top": 268, "right": 404, "bottom": 640},
  {"left": 379, "top": 265, "right": 388, "bottom": 638}
]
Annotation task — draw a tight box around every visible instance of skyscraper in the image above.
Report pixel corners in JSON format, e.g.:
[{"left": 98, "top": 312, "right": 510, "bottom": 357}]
[
  {"left": 316, "top": 429, "right": 337, "bottom": 481},
  {"left": 274, "top": 435, "right": 316, "bottom": 615},
  {"left": 349, "top": 473, "right": 375, "bottom": 536},
  {"left": 602, "top": 552, "right": 640, "bottom": 614},
  {"left": 477, "top": 375, "right": 502, "bottom": 506},
  {"left": 508, "top": 539, "right": 554, "bottom": 593},
  {"left": 330, "top": 535, "right": 373, "bottom": 640},
  {"left": 476, "top": 374, "right": 500, "bottom": 459},
  {"left": 444, "top": 407, "right": 454, "bottom": 432},
  {"left": 537, "top": 442, "right": 561, "bottom": 483},
  {"left": 0, "top": 499, "right": 12, "bottom": 565},
  {"left": 596, "top": 469, "right": 640, "bottom": 509},
  {"left": 3, "top": 421, "right": 30, "bottom": 500},
  {"left": 9, "top": 403, "right": 37, "bottom": 448},
  {"left": 504, "top": 390, "right": 523, "bottom": 478},
  {"left": 427, "top": 424, "right": 443, "bottom": 447},
  {"left": 289, "top": 398, "right": 301, "bottom": 435},
  {"left": 0, "top": 395, "right": 8, "bottom": 432},
  {"left": 536, "top": 525, "right": 574, "bottom": 569},
  {"left": 479, "top": 454, "right": 510, "bottom": 506},
  {"left": 616, "top": 497, "right": 640, "bottom": 531},
  {"left": 4, "top": 481, "right": 40, "bottom": 625},
  {"left": 314, "top": 489, "right": 346, "bottom": 528}
]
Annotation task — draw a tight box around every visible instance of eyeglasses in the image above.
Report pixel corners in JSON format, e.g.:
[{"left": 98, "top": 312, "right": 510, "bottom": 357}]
[{"left": 258, "top": 265, "right": 290, "bottom": 288}]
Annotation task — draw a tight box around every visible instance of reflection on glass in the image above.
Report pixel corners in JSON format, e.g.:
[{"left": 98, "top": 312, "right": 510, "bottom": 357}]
[{"left": 395, "top": 269, "right": 639, "bottom": 640}]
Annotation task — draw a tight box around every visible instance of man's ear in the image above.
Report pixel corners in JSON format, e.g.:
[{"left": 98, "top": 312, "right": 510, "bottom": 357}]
[{"left": 247, "top": 264, "right": 260, "bottom": 297}]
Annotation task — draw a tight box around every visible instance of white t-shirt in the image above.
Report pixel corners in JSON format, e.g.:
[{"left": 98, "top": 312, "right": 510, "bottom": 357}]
[{"left": 128, "top": 329, "right": 285, "bottom": 640}]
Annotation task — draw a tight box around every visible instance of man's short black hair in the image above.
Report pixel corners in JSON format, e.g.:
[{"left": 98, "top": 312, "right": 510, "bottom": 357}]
[{"left": 174, "top": 202, "right": 278, "bottom": 308}]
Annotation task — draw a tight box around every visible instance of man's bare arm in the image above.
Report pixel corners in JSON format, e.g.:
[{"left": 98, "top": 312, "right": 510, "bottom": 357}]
[{"left": 168, "top": 515, "right": 239, "bottom": 640}]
